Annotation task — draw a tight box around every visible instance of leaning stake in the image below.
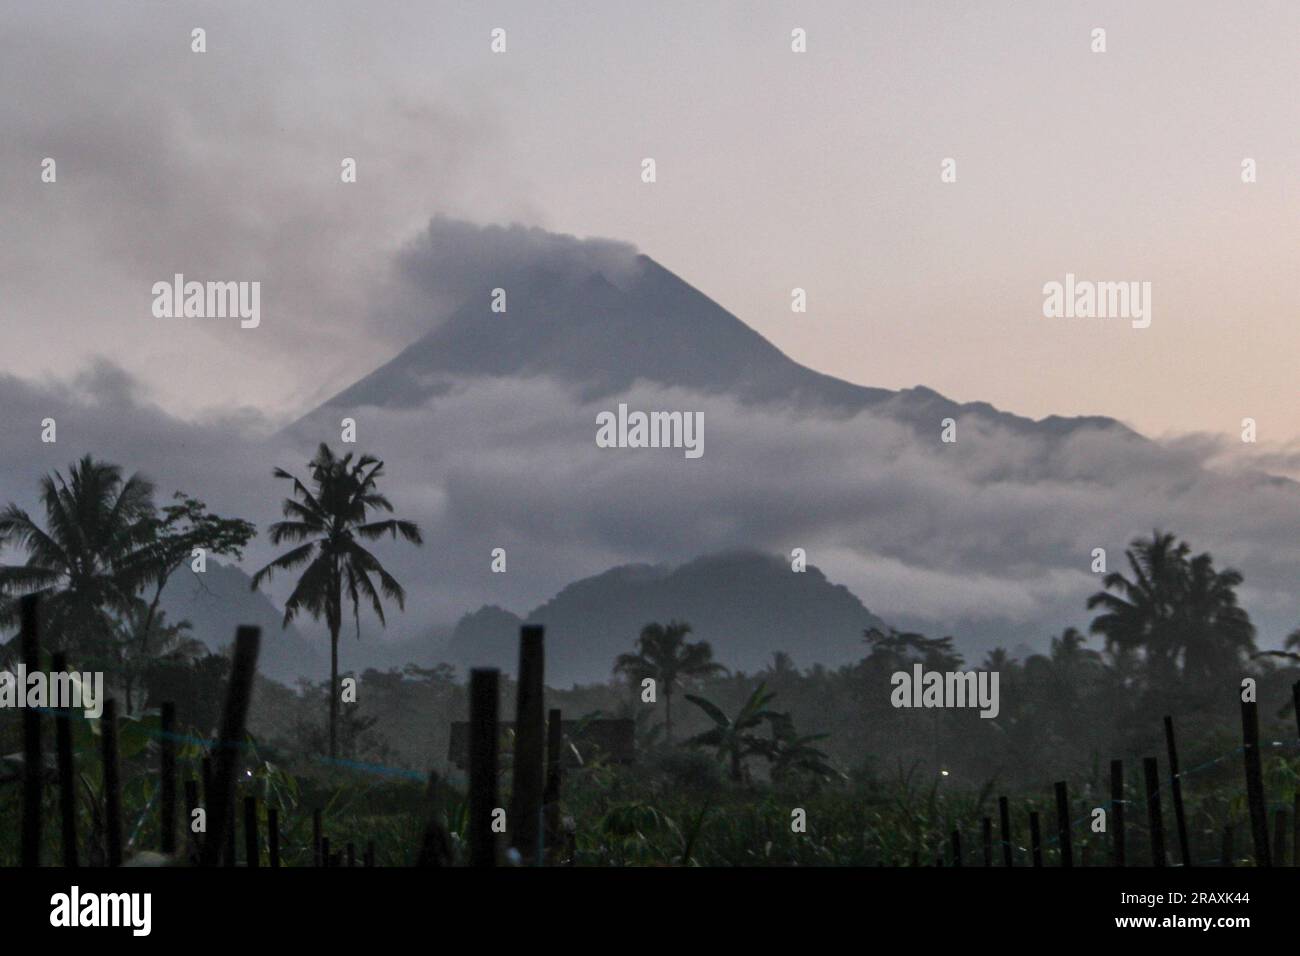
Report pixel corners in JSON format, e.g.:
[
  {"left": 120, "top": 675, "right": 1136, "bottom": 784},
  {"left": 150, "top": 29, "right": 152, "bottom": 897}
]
[
  {"left": 102, "top": 698, "right": 124, "bottom": 866},
  {"left": 19, "top": 595, "right": 42, "bottom": 867},
  {"left": 998, "top": 796, "right": 1014, "bottom": 867},
  {"left": 1054, "top": 781, "right": 1073, "bottom": 867},
  {"left": 160, "top": 702, "right": 177, "bottom": 855},
  {"left": 1143, "top": 756, "right": 1166, "bottom": 867},
  {"left": 51, "top": 651, "right": 78, "bottom": 868},
  {"left": 1240, "top": 698, "right": 1271, "bottom": 867},
  {"left": 198, "top": 626, "right": 261, "bottom": 867},
  {"left": 509, "top": 626, "right": 546, "bottom": 864},
  {"left": 1164, "top": 716, "right": 1191, "bottom": 867},
  {"left": 468, "top": 668, "right": 500, "bottom": 867},
  {"left": 1110, "top": 759, "right": 1125, "bottom": 866}
]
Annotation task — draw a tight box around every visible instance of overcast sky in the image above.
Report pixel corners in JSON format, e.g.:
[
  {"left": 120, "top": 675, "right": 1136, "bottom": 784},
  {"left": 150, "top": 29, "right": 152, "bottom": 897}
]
[
  {"left": 3, "top": 0, "right": 1297, "bottom": 445},
  {"left": 4, "top": 2, "right": 1300, "bottom": 663}
]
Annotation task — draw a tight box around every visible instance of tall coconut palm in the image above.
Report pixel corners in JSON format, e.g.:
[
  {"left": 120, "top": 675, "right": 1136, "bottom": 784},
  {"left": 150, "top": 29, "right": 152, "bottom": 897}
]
[
  {"left": 0, "top": 456, "right": 155, "bottom": 663},
  {"left": 251, "top": 444, "right": 422, "bottom": 758},
  {"left": 1178, "top": 552, "right": 1254, "bottom": 681},
  {"left": 613, "top": 620, "right": 725, "bottom": 743},
  {"left": 1086, "top": 530, "right": 1187, "bottom": 679}
]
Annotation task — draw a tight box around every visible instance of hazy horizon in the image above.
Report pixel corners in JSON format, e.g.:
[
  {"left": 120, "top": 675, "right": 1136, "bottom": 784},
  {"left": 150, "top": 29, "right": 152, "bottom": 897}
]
[{"left": 3, "top": 0, "right": 1298, "bottom": 452}]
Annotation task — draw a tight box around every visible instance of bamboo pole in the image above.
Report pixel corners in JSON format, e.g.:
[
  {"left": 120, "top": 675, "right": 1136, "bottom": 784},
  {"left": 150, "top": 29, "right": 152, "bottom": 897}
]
[
  {"left": 998, "top": 796, "right": 1013, "bottom": 866},
  {"left": 1143, "top": 756, "right": 1166, "bottom": 867},
  {"left": 268, "top": 808, "right": 280, "bottom": 868},
  {"left": 543, "top": 708, "right": 563, "bottom": 855},
  {"left": 244, "top": 796, "right": 259, "bottom": 867},
  {"left": 1054, "top": 781, "right": 1073, "bottom": 867},
  {"left": 51, "top": 651, "right": 78, "bottom": 868},
  {"left": 160, "top": 702, "right": 177, "bottom": 855},
  {"left": 1110, "top": 759, "right": 1125, "bottom": 866},
  {"left": 19, "top": 595, "right": 42, "bottom": 867},
  {"left": 1164, "top": 716, "right": 1191, "bottom": 866},
  {"left": 102, "top": 698, "right": 124, "bottom": 867},
  {"left": 509, "top": 626, "right": 546, "bottom": 864},
  {"left": 1240, "top": 698, "right": 1271, "bottom": 866},
  {"left": 198, "top": 627, "right": 260, "bottom": 867},
  {"left": 468, "top": 668, "right": 500, "bottom": 867}
]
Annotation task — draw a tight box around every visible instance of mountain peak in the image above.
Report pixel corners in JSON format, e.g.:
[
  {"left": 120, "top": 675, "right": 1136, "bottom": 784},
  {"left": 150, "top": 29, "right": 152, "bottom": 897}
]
[{"left": 296, "top": 247, "right": 1132, "bottom": 444}]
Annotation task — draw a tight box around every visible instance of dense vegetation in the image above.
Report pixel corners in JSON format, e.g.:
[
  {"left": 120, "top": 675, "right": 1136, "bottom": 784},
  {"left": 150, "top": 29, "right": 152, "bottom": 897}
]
[{"left": 2, "top": 451, "right": 1298, "bottom": 866}]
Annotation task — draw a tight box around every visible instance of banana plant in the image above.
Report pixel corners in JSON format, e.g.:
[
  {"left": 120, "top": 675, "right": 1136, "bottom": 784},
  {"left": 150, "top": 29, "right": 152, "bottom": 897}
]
[{"left": 684, "top": 683, "right": 780, "bottom": 783}]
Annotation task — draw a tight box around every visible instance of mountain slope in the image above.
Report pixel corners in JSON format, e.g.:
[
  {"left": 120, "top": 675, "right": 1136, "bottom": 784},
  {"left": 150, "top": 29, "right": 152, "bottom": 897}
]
[
  {"left": 158, "top": 560, "right": 323, "bottom": 685},
  {"left": 445, "top": 551, "right": 887, "bottom": 685},
  {"left": 299, "top": 255, "right": 1133, "bottom": 441}
]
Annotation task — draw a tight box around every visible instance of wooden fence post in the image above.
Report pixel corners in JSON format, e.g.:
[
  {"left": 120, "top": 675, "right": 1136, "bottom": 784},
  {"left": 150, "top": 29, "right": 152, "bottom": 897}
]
[
  {"left": 184, "top": 779, "right": 199, "bottom": 862},
  {"left": 543, "top": 708, "right": 564, "bottom": 855},
  {"left": 1163, "top": 716, "right": 1191, "bottom": 867},
  {"left": 1240, "top": 698, "right": 1272, "bottom": 866},
  {"left": 1143, "top": 756, "right": 1166, "bottom": 867},
  {"left": 268, "top": 808, "right": 280, "bottom": 868},
  {"left": 244, "top": 796, "right": 259, "bottom": 867},
  {"left": 20, "top": 595, "right": 42, "bottom": 867},
  {"left": 509, "top": 626, "right": 546, "bottom": 864},
  {"left": 102, "top": 698, "right": 124, "bottom": 866},
  {"left": 312, "top": 808, "right": 323, "bottom": 867},
  {"left": 998, "top": 796, "right": 1013, "bottom": 866},
  {"left": 160, "top": 701, "right": 177, "bottom": 855},
  {"left": 1029, "top": 811, "right": 1043, "bottom": 867},
  {"left": 1110, "top": 759, "right": 1125, "bottom": 866},
  {"left": 51, "top": 651, "right": 78, "bottom": 868},
  {"left": 468, "top": 668, "right": 500, "bottom": 867},
  {"left": 1054, "top": 781, "right": 1073, "bottom": 867},
  {"left": 198, "top": 626, "right": 261, "bottom": 867},
  {"left": 1294, "top": 795, "right": 1299, "bottom": 869}
]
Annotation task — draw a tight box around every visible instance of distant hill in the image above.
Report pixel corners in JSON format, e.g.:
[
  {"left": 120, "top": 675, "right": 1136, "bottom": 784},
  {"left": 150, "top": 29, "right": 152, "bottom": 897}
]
[
  {"left": 445, "top": 551, "right": 887, "bottom": 685},
  {"left": 158, "top": 560, "right": 322, "bottom": 685}
]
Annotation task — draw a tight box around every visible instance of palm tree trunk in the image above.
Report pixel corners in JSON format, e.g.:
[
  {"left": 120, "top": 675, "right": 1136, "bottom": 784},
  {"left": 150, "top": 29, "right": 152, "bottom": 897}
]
[{"left": 329, "top": 620, "right": 340, "bottom": 759}]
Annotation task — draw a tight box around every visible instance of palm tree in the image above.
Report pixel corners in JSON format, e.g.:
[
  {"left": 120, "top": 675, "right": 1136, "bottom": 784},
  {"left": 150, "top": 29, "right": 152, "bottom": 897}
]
[
  {"left": 0, "top": 456, "right": 155, "bottom": 662},
  {"left": 251, "top": 443, "right": 422, "bottom": 758},
  {"left": 1088, "top": 530, "right": 1255, "bottom": 684},
  {"left": 1178, "top": 552, "right": 1255, "bottom": 680},
  {"left": 981, "top": 647, "right": 1016, "bottom": 671},
  {"left": 1087, "top": 530, "right": 1187, "bottom": 679},
  {"left": 684, "top": 683, "right": 780, "bottom": 782},
  {"left": 112, "top": 603, "right": 205, "bottom": 713},
  {"left": 613, "top": 620, "right": 725, "bottom": 743}
]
